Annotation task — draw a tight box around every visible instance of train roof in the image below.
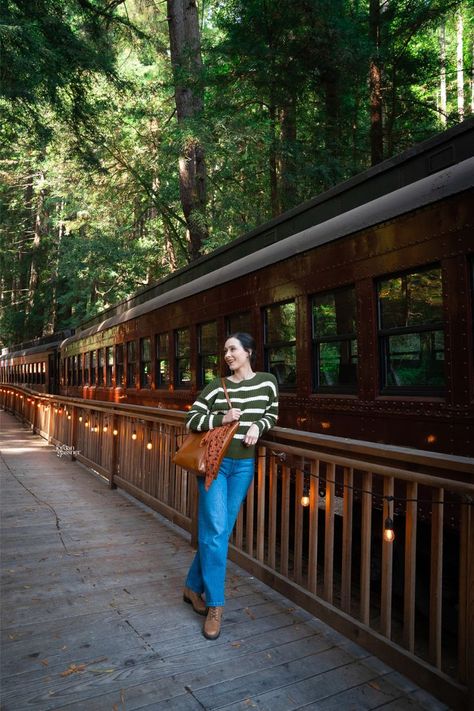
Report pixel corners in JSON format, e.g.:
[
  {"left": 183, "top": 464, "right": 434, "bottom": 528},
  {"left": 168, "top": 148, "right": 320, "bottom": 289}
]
[
  {"left": 73, "top": 118, "right": 474, "bottom": 337},
  {"left": 0, "top": 337, "right": 65, "bottom": 362},
  {"left": 61, "top": 149, "right": 474, "bottom": 348}
]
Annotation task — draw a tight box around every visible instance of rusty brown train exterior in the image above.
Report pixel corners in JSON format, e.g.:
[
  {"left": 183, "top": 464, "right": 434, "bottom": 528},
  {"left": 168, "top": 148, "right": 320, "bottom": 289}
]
[{"left": 2, "top": 120, "right": 474, "bottom": 456}]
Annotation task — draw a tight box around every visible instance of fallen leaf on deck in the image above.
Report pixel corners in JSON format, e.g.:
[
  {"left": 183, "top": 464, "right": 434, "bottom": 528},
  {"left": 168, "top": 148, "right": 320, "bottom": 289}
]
[
  {"left": 60, "top": 663, "right": 86, "bottom": 677},
  {"left": 41, "top": 659, "right": 49, "bottom": 667},
  {"left": 231, "top": 641, "right": 241, "bottom": 648},
  {"left": 88, "top": 668, "right": 115, "bottom": 674},
  {"left": 244, "top": 608, "right": 256, "bottom": 620},
  {"left": 369, "top": 681, "right": 381, "bottom": 690}
]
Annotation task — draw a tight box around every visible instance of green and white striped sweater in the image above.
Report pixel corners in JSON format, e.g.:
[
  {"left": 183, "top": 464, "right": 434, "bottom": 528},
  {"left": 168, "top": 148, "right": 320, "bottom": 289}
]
[{"left": 186, "top": 372, "right": 279, "bottom": 459}]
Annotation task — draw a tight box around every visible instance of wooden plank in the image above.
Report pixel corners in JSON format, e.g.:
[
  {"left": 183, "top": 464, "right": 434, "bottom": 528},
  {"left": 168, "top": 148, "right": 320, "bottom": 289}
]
[
  {"left": 256, "top": 446, "right": 265, "bottom": 563},
  {"left": 341, "top": 467, "right": 353, "bottom": 614},
  {"left": 294, "top": 467, "right": 304, "bottom": 585},
  {"left": 324, "top": 462, "right": 335, "bottom": 604},
  {"left": 429, "top": 488, "right": 444, "bottom": 669},
  {"left": 245, "top": 476, "right": 254, "bottom": 557},
  {"left": 280, "top": 464, "right": 290, "bottom": 578},
  {"left": 380, "top": 476, "right": 394, "bottom": 638},
  {"left": 403, "top": 481, "right": 418, "bottom": 652},
  {"left": 360, "top": 471, "right": 372, "bottom": 625},
  {"left": 307, "top": 459, "right": 319, "bottom": 595},
  {"left": 267, "top": 453, "right": 277, "bottom": 569}
]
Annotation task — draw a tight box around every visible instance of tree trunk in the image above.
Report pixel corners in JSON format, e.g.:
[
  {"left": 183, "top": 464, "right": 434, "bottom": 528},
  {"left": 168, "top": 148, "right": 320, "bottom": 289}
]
[
  {"left": 166, "top": 0, "right": 207, "bottom": 261},
  {"left": 46, "top": 203, "right": 65, "bottom": 335},
  {"left": 26, "top": 175, "right": 45, "bottom": 319},
  {"left": 439, "top": 24, "right": 447, "bottom": 125},
  {"left": 369, "top": 0, "right": 383, "bottom": 165},
  {"left": 279, "top": 96, "right": 297, "bottom": 212},
  {"left": 456, "top": 10, "right": 464, "bottom": 121},
  {"left": 269, "top": 102, "right": 279, "bottom": 217}
]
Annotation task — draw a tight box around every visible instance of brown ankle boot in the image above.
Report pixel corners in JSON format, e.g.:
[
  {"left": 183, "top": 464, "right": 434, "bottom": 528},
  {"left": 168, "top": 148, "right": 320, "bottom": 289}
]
[
  {"left": 183, "top": 587, "right": 207, "bottom": 616},
  {"left": 203, "top": 606, "right": 223, "bottom": 640}
]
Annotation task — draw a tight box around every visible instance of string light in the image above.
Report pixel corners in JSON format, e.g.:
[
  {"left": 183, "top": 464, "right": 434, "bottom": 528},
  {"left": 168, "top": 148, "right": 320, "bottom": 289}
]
[
  {"left": 383, "top": 517, "right": 395, "bottom": 543},
  {"left": 85, "top": 418, "right": 90, "bottom": 428},
  {"left": 78, "top": 414, "right": 83, "bottom": 422},
  {"left": 147, "top": 435, "right": 153, "bottom": 450},
  {"left": 131, "top": 429, "right": 137, "bottom": 441},
  {"left": 113, "top": 427, "right": 118, "bottom": 436},
  {"left": 103, "top": 422, "right": 108, "bottom": 433}
]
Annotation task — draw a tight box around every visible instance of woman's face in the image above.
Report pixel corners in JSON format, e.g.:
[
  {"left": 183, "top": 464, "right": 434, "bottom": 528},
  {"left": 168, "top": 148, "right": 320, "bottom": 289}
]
[{"left": 224, "top": 337, "right": 250, "bottom": 371}]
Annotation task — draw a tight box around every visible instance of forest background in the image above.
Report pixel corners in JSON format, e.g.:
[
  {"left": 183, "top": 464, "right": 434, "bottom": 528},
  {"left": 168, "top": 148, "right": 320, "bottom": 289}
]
[{"left": 0, "top": 0, "right": 472, "bottom": 348}]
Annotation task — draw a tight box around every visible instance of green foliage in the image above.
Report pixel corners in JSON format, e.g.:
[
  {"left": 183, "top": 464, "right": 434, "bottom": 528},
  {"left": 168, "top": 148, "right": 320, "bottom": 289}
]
[{"left": 0, "top": 0, "right": 471, "bottom": 348}]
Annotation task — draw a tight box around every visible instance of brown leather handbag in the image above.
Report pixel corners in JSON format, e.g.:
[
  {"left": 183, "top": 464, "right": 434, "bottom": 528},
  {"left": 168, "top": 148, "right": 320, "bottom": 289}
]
[{"left": 173, "top": 379, "right": 239, "bottom": 483}]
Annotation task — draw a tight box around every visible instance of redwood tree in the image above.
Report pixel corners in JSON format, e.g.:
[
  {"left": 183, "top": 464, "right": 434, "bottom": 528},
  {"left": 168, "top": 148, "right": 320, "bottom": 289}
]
[{"left": 166, "top": 0, "right": 208, "bottom": 261}]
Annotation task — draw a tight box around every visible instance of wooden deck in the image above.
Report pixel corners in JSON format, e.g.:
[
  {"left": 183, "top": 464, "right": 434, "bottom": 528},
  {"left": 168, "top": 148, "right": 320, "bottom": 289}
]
[{"left": 0, "top": 410, "right": 451, "bottom": 711}]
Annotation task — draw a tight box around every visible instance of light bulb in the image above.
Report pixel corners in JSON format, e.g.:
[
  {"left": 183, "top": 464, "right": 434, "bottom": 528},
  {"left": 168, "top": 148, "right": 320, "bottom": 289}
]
[{"left": 383, "top": 517, "right": 395, "bottom": 543}]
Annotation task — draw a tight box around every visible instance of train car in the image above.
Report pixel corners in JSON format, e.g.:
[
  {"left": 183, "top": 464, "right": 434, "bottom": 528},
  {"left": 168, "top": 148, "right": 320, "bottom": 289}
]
[
  {"left": 0, "top": 333, "right": 70, "bottom": 394},
  {"left": 3, "top": 120, "right": 474, "bottom": 456}
]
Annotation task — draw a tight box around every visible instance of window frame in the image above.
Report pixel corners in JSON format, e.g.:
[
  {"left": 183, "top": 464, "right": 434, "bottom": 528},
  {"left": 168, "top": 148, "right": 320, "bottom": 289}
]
[
  {"left": 155, "top": 332, "right": 170, "bottom": 389},
  {"left": 174, "top": 327, "right": 191, "bottom": 389},
  {"left": 377, "top": 265, "right": 445, "bottom": 396},
  {"left": 126, "top": 340, "right": 137, "bottom": 389},
  {"left": 311, "top": 286, "right": 358, "bottom": 394},
  {"left": 198, "top": 321, "right": 218, "bottom": 387},
  {"left": 140, "top": 337, "right": 152, "bottom": 389},
  {"left": 263, "top": 299, "right": 297, "bottom": 390}
]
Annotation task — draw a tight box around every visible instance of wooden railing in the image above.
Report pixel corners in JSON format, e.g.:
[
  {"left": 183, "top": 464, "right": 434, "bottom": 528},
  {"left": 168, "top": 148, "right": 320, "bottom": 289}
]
[{"left": 2, "top": 385, "right": 473, "bottom": 710}]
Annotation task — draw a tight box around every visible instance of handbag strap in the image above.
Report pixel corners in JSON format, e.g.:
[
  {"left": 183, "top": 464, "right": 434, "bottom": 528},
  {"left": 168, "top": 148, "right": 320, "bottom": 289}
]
[{"left": 221, "top": 378, "right": 232, "bottom": 409}]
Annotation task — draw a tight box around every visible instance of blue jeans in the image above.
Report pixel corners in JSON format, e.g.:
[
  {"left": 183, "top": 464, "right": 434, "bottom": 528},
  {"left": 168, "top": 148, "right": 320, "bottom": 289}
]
[{"left": 185, "top": 457, "right": 255, "bottom": 607}]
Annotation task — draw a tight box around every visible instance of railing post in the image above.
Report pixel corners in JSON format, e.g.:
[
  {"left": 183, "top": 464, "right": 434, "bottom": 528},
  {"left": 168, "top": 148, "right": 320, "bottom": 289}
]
[
  {"left": 71, "top": 405, "right": 78, "bottom": 460},
  {"left": 468, "top": 502, "right": 474, "bottom": 711},
  {"left": 109, "top": 413, "right": 118, "bottom": 489},
  {"left": 190, "top": 475, "right": 198, "bottom": 548},
  {"left": 459, "top": 496, "right": 474, "bottom": 707}
]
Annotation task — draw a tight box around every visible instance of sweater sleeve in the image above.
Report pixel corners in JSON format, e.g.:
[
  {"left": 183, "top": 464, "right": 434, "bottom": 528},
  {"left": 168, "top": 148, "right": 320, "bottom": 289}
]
[
  {"left": 185, "top": 379, "right": 226, "bottom": 432},
  {"left": 253, "top": 376, "right": 279, "bottom": 437}
]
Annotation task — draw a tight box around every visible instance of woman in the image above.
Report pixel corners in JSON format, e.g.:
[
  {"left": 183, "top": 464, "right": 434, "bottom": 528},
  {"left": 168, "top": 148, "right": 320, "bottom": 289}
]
[{"left": 183, "top": 333, "right": 279, "bottom": 640}]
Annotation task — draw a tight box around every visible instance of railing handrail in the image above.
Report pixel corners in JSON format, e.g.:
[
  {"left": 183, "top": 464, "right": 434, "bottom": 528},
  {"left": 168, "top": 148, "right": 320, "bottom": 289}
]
[
  {"left": 4, "top": 384, "right": 473, "bottom": 482},
  {"left": 260, "top": 438, "right": 474, "bottom": 496}
]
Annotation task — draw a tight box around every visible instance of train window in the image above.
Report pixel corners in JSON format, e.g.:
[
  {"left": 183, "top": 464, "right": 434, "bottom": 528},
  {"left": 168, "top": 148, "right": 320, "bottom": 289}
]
[
  {"left": 198, "top": 322, "right": 218, "bottom": 386},
  {"left": 41, "top": 361, "right": 46, "bottom": 385},
  {"left": 71, "top": 355, "right": 77, "bottom": 386},
  {"left": 126, "top": 341, "right": 137, "bottom": 388},
  {"left": 90, "top": 350, "right": 97, "bottom": 385},
  {"left": 378, "top": 266, "right": 444, "bottom": 393},
  {"left": 175, "top": 328, "right": 191, "bottom": 387},
  {"left": 264, "top": 301, "right": 297, "bottom": 388},
  {"left": 115, "top": 344, "right": 124, "bottom": 387},
  {"left": 97, "top": 349, "right": 104, "bottom": 386},
  {"left": 106, "top": 347, "right": 113, "bottom": 386},
  {"left": 156, "top": 333, "right": 170, "bottom": 388},
  {"left": 312, "top": 287, "right": 358, "bottom": 392},
  {"left": 140, "top": 338, "right": 152, "bottom": 389},
  {"left": 66, "top": 357, "right": 71, "bottom": 386},
  {"left": 78, "top": 354, "right": 83, "bottom": 386},
  {"left": 84, "top": 352, "right": 90, "bottom": 385},
  {"left": 226, "top": 312, "right": 253, "bottom": 336}
]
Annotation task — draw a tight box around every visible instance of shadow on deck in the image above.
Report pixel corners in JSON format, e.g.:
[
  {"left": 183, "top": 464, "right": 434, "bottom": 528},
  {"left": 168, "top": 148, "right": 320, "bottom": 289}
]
[{"left": 0, "top": 411, "right": 449, "bottom": 711}]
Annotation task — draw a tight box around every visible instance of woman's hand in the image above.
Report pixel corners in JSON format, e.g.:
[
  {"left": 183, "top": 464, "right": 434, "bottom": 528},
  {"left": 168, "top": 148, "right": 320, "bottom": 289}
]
[
  {"left": 223, "top": 408, "right": 241, "bottom": 424},
  {"left": 243, "top": 423, "right": 259, "bottom": 447}
]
